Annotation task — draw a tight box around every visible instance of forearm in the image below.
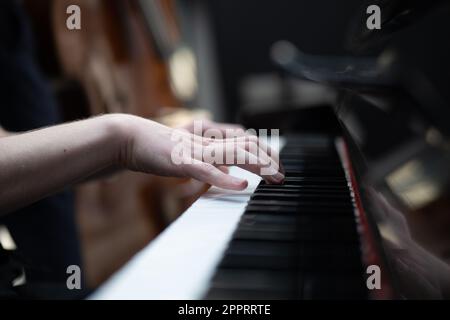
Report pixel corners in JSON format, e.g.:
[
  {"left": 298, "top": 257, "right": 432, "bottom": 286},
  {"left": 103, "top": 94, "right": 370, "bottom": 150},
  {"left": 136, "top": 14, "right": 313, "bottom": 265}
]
[
  {"left": 0, "top": 113, "right": 283, "bottom": 215},
  {"left": 0, "top": 114, "right": 127, "bottom": 215}
]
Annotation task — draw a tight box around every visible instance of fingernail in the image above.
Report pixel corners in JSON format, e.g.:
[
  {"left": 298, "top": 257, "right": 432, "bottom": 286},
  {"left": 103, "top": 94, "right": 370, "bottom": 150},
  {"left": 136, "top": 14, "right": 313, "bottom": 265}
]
[
  {"left": 273, "top": 172, "right": 285, "bottom": 183},
  {"left": 232, "top": 177, "right": 248, "bottom": 188}
]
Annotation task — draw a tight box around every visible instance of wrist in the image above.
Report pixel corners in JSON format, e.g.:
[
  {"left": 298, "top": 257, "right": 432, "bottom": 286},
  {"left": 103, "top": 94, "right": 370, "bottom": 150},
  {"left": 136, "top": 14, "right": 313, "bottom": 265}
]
[{"left": 101, "top": 113, "right": 138, "bottom": 168}]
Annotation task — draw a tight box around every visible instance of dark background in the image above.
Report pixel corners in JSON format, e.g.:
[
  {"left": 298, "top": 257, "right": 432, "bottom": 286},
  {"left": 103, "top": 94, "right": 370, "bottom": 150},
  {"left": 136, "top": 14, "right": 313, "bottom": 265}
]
[{"left": 205, "top": 0, "right": 363, "bottom": 121}]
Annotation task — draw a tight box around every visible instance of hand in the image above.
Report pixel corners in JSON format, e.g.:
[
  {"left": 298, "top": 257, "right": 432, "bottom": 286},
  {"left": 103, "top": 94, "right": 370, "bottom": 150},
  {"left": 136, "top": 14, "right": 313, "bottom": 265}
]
[
  {"left": 117, "top": 115, "right": 284, "bottom": 190},
  {"left": 178, "top": 119, "right": 284, "bottom": 174},
  {"left": 177, "top": 119, "right": 246, "bottom": 137}
]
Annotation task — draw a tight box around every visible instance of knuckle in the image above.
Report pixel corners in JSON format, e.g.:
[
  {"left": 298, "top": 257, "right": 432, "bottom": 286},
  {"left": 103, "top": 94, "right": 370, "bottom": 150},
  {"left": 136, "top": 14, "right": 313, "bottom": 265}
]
[{"left": 200, "top": 162, "right": 215, "bottom": 175}]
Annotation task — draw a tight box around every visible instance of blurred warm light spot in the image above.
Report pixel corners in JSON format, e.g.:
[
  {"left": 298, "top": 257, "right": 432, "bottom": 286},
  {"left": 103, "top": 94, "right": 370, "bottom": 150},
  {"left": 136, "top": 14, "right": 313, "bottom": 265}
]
[
  {"left": 386, "top": 160, "right": 441, "bottom": 210},
  {"left": 0, "top": 225, "right": 17, "bottom": 250},
  {"left": 169, "top": 47, "right": 198, "bottom": 101}
]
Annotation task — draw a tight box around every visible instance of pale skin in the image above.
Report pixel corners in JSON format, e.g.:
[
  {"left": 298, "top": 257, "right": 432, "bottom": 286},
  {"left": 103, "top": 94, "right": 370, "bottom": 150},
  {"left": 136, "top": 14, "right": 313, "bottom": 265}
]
[{"left": 0, "top": 114, "right": 284, "bottom": 215}]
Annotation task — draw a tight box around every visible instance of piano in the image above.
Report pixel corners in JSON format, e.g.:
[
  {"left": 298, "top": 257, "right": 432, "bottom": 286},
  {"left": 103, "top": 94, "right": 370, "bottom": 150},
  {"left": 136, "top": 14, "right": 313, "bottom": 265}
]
[{"left": 91, "top": 0, "right": 450, "bottom": 300}]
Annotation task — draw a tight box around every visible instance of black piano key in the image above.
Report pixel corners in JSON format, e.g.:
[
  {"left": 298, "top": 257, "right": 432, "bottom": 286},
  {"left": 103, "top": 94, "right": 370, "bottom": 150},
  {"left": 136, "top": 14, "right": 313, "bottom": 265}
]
[
  {"left": 241, "top": 213, "right": 299, "bottom": 224},
  {"left": 204, "top": 134, "right": 366, "bottom": 299},
  {"left": 280, "top": 156, "right": 338, "bottom": 163},
  {"left": 219, "top": 240, "right": 300, "bottom": 270},
  {"left": 256, "top": 184, "right": 350, "bottom": 192},
  {"left": 233, "top": 229, "right": 299, "bottom": 242},
  {"left": 280, "top": 150, "right": 335, "bottom": 158},
  {"left": 302, "top": 272, "right": 368, "bottom": 299},
  {"left": 282, "top": 170, "right": 343, "bottom": 176},
  {"left": 247, "top": 200, "right": 354, "bottom": 210},
  {"left": 254, "top": 187, "right": 351, "bottom": 195},
  {"left": 206, "top": 287, "right": 294, "bottom": 300},
  {"left": 234, "top": 214, "right": 300, "bottom": 241},
  {"left": 282, "top": 177, "right": 347, "bottom": 184},
  {"left": 298, "top": 224, "right": 359, "bottom": 243},
  {"left": 224, "top": 240, "right": 299, "bottom": 256},
  {"left": 299, "top": 243, "right": 363, "bottom": 270},
  {"left": 280, "top": 159, "right": 342, "bottom": 170},
  {"left": 259, "top": 178, "right": 348, "bottom": 187},
  {"left": 209, "top": 269, "right": 297, "bottom": 293},
  {"left": 235, "top": 214, "right": 359, "bottom": 243},
  {"left": 245, "top": 205, "right": 353, "bottom": 216},
  {"left": 283, "top": 134, "right": 333, "bottom": 144},
  {"left": 251, "top": 193, "right": 352, "bottom": 201},
  {"left": 284, "top": 169, "right": 345, "bottom": 177},
  {"left": 233, "top": 228, "right": 358, "bottom": 243},
  {"left": 220, "top": 240, "right": 362, "bottom": 271},
  {"left": 245, "top": 205, "right": 299, "bottom": 215}
]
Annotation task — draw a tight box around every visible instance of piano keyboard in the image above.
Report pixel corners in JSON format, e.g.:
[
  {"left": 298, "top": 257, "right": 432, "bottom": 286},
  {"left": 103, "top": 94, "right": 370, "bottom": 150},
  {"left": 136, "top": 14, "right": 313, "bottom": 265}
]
[
  {"left": 90, "top": 134, "right": 367, "bottom": 300},
  {"left": 205, "top": 135, "right": 367, "bottom": 299}
]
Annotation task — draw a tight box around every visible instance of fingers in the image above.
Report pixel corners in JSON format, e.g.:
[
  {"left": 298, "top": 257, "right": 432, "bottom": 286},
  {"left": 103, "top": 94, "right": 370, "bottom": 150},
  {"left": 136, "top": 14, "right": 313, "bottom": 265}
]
[
  {"left": 180, "top": 119, "right": 246, "bottom": 137},
  {"left": 182, "top": 159, "right": 248, "bottom": 190},
  {"left": 227, "top": 137, "right": 283, "bottom": 179},
  {"left": 177, "top": 125, "right": 279, "bottom": 165},
  {"left": 200, "top": 120, "right": 246, "bottom": 137},
  {"left": 185, "top": 136, "right": 283, "bottom": 176},
  {"left": 247, "top": 136, "right": 285, "bottom": 174},
  {"left": 232, "top": 147, "right": 284, "bottom": 184},
  {"left": 171, "top": 125, "right": 284, "bottom": 188},
  {"left": 217, "top": 166, "right": 230, "bottom": 174}
]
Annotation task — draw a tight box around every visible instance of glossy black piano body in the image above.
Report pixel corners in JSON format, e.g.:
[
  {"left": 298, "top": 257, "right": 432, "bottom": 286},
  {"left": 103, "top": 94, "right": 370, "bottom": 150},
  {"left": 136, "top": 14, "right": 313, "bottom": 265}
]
[{"left": 206, "top": 0, "right": 450, "bottom": 299}]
